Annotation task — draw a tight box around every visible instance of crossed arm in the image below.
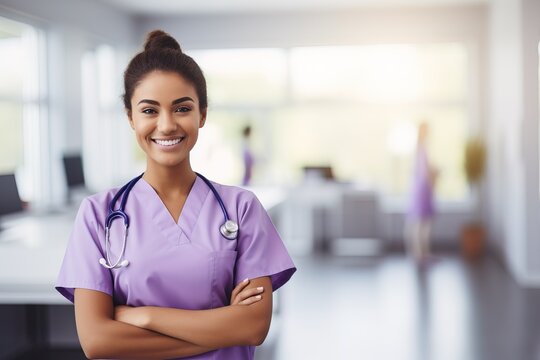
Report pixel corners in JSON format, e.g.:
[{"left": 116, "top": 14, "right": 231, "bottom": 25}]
[{"left": 74, "top": 276, "right": 272, "bottom": 359}]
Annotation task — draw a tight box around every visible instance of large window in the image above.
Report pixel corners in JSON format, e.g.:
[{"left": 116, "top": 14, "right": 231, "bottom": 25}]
[
  {"left": 82, "top": 45, "right": 132, "bottom": 190},
  {"left": 188, "top": 44, "right": 471, "bottom": 201},
  {"left": 0, "top": 16, "right": 43, "bottom": 201}
]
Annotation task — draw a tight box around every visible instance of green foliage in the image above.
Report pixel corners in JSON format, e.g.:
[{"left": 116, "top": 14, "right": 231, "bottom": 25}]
[{"left": 464, "top": 137, "right": 486, "bottom": 184}]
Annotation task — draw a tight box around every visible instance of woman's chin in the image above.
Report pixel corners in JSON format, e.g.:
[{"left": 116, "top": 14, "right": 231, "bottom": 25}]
[{"left": 150, "top": 154, "right": 188, "bottom": 168}]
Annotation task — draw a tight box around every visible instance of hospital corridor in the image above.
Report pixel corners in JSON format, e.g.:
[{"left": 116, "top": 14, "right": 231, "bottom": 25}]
[{"left": 1, "top": 0, "right": 540, "bottom": 359}]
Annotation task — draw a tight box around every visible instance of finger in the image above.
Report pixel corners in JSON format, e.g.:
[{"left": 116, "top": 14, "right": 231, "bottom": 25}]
[
  {"left": 231, "top": 278, "right": 250, "bottom": 299},
  {"left": 232, "top": 285, "right": 264, "bottom": 306},
  {"left": 231, "top": 278, "right": 250, "bottom": 302},
  {"left": 235, "top": 286, "right": 264, "bottom": 302},
  {"left": 239, "top": 295, "right": 262, "bottom": 305}
]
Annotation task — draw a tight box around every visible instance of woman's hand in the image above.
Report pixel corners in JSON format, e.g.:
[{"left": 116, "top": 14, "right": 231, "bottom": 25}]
[
  {"left": 230, "top": 278, "right": 265, "bottom": 306},
  {"left": 115, "top": 305, "right": 149, "bottom": 328}
]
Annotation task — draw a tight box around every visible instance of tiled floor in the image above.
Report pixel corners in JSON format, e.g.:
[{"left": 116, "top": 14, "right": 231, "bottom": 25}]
[{"left": 257, "top": 253, "right": 540, "bottom": 360}]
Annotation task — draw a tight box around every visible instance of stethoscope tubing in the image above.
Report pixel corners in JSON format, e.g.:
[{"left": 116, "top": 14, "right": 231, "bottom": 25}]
[
  {"left": 195, "top": 172, "right": 231, "bottom": 222},
  {"left": 100, "top": 173, "right": 238, "bottom": 269},
  {"left": 106, "top": 173, "right": 144, "bottom": 228}
]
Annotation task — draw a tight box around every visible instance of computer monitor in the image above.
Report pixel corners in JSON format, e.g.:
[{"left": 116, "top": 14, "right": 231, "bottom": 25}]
[
  {"left": 303, "top": 166, "right": 335, "bottom": 181},
  {"left": 62, "top": 154, "right": 86, "bottom": 189},
  {"left": 0, "top": 174, "right": 23, "bottom": 231},
  {"left": 0, "top": 173, "right": 23, "bottom": 216}
]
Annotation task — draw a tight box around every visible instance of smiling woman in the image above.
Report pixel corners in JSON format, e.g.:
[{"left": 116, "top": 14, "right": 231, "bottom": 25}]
[
  {"left": 128, "top": 71, "right": 204, "bottom": 169},
  {"left": 55, "top": 30, "right": 296, "bottom": 360}
]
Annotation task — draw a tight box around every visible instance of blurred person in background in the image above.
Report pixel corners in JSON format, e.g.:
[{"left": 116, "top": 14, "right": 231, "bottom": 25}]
[
  {"left": 404, "top": 121, "right": 438, "bottom": 265},
  {"left": 242, "top": 125, "right": 254, "bottom": 186}
]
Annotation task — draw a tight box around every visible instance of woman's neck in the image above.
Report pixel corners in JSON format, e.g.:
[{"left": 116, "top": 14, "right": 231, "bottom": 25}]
[{"left": 142, "top": 160, "right": 196, "bottom": 197}]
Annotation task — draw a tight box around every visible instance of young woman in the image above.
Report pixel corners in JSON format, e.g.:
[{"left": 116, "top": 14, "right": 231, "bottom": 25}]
[
  {"left": 55, "top": 30, "right": 296, "bottom": 359},
  {"left": 404, "top": 121, "right": 438, "bottom": 265},
  {"left": 241, "top": 125, "right": 254, "bottom": 186}
]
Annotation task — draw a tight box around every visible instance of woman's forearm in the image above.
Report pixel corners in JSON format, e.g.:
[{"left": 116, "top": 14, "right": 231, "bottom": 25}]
[
  {"left": 74, "top": 288, "right": 215, "bottom": 359},
  {"left": 144, "top": 303, "right": 271, "bottom": 348},
  {"left": 81, "top": 317, "right": 214, "bottom": 359},
  {"left": 144, "top": 277, "right": 273, "bottom": 348}
]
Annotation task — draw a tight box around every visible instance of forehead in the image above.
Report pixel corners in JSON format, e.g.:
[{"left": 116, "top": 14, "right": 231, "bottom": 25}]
[{"left": 132, "top": 70, "right": 198, "bottom": 103}]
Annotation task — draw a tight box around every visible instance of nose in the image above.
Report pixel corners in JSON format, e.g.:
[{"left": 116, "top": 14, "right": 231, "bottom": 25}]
[{"left": 157, "top": 111, "right": 178, "bottom": 134}]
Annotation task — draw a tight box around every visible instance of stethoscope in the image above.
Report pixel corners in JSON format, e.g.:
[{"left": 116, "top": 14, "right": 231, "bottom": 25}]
[{"left": 99, "top": 172, "right": 239, "bottom": 269}]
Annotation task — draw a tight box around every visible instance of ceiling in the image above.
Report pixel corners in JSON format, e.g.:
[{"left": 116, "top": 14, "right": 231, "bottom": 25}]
[{"left": 99, "top": 0, "right": 488, "bottom": 16}]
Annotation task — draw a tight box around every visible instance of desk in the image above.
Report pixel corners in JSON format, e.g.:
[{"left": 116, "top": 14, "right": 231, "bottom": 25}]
[
  {"left": 0, "top": 210, "right": 78, "bottom": 359},
  {"left": 0, "top": 211, "right": 76, "bottom": 305},
  {"left": 278, "top": 182, "right": 382, "bottom": 255}
]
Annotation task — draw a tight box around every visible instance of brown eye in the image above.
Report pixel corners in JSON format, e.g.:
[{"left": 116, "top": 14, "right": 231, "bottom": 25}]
[
  {"left": 175, "top": 106, "right": 191, "bottom": 113},
  {"left": 142, "top": 108, "right": 157, "bottom": 114}
]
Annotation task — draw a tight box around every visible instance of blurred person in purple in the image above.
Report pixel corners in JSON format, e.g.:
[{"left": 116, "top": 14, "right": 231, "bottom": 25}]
[
  {"left": 242, "top": 125, "right": 254, "bottom": 186},
  {"left": 405, "top": 122, "right": 438, "bottom": 265},
  {"left": 55, "top": 30, "right": 295, "bottom": 360}
]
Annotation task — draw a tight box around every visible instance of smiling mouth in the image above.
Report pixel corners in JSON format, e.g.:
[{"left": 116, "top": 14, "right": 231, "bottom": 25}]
[{"left": 152, "top": 137, "right": 185, "bottom": 146}]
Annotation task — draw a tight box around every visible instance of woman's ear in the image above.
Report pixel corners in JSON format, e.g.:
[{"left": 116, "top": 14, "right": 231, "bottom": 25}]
[{"left": 199, "top": 109, "right": 207, "bottom": 128}]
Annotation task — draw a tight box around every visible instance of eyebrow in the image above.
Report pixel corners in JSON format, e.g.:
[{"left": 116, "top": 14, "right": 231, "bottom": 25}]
[
  {"left": 172, "top": 97, "right": 194, "bottom": 105},
  {"left": 137, "top": 97, "right": 195, "bottom": 106}
]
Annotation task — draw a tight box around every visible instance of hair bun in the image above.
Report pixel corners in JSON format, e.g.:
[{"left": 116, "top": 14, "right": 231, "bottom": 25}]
[{"left": 144, "top": 30, "right": 182, "bottom": 52}]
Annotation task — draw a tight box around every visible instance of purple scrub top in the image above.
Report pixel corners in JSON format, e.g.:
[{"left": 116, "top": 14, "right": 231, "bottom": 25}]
[
  {"left": 55, "top": 176, "right": 296, "bottom": 360},
  {"left": 407, "top": 145, "right": 435, "bottom": 220}
]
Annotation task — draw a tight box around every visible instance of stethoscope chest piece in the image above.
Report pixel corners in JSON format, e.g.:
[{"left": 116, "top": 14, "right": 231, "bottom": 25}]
[{"left": 220, "top": 220, "right": 239, "bottom": 240}]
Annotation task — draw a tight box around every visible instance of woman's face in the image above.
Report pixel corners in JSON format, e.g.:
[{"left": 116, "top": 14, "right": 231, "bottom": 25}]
[{"left": 128, "top": 70, "right": 206, "bottom": 169}]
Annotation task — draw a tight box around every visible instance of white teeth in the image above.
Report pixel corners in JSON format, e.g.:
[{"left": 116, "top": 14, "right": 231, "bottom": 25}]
[{"left": 154, "top": 138, "right": 183, "bottom": 146}]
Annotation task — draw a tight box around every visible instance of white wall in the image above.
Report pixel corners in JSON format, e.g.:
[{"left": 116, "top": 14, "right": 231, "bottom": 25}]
[
  {"left": 487, "top": 0, "right": 524, "bottom": 282},
  {"left": 522, "top": 0, "right": 540, "bottom": 283},
  {"left": 487, "top": 0, "right": 540, "bottom": 286}
]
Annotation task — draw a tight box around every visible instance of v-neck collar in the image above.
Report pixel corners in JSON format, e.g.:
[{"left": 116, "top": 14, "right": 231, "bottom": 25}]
[{"left": 134, "top": 175, "right": 210, "bottom": 245}]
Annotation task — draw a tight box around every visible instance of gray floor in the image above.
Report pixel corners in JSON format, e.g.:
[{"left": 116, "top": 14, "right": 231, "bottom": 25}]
[{"left": 257, "top": 253, "right": 540, "bottom": 360}]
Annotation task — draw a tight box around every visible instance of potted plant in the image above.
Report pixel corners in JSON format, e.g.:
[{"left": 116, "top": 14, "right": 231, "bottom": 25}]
[{"left": 461, "top": 137, "right": 487, "bottom": 258}]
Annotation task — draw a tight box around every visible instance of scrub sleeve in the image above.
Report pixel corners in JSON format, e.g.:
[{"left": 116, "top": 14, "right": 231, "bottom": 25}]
[
  {"left": 234, "top": 191, "right": 296, "bottom": 291},
  {"left": 56, "top": 198, "right": 113, "bottom": 303}
]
